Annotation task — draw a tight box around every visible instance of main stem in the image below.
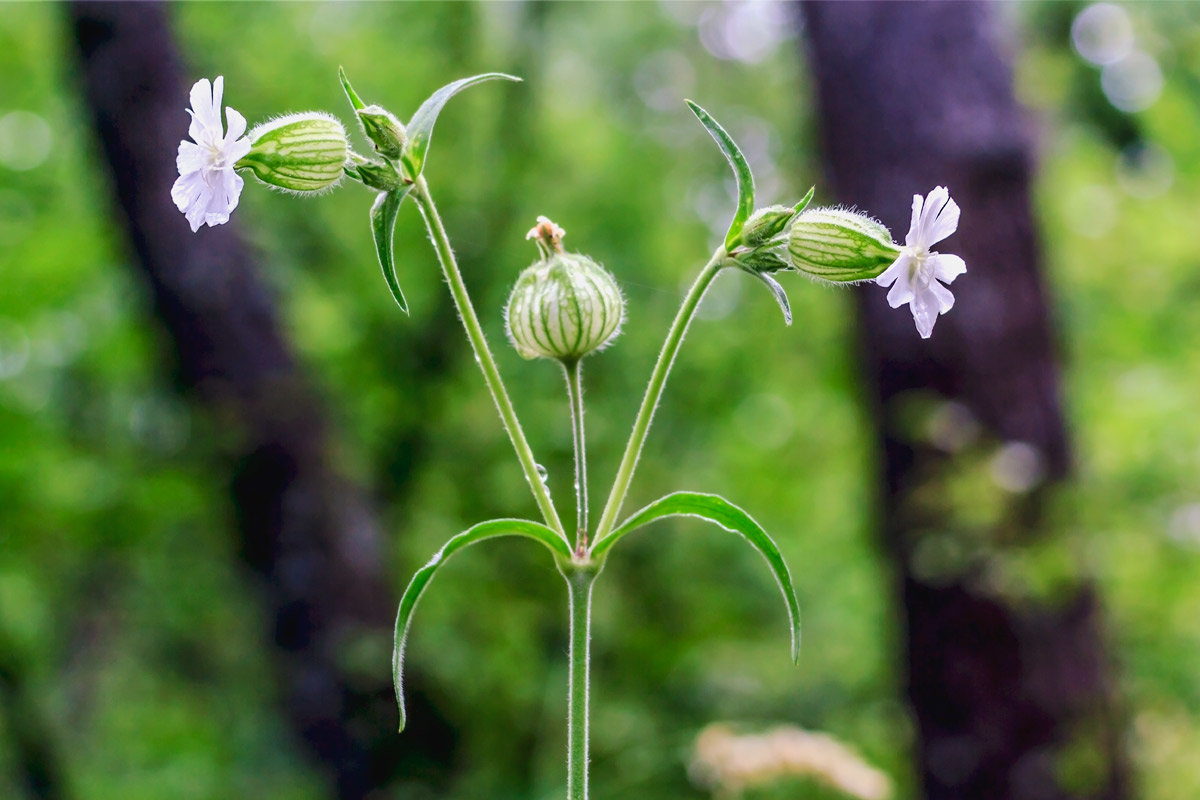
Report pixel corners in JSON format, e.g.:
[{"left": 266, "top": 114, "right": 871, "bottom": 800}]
[
  {"left": 563, "top": 359, "right": 588, "bottom": 553},
  {"left": 564, "top": 566, "right": 596, "bottom": 800},
  {"left": 410, "top": 176, "right": 566, "bottom": 538},
  {"left": 592, "top": 251, "right": 727, "bottom": 541}
]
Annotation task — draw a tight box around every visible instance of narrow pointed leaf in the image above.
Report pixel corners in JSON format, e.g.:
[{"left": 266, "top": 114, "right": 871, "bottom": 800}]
[
  {"left": 753, "top": 271, "right": 792, "bottom": 326},
  {"left": 402, "top": 73, "right": 521, "bottom": 179},
  {"left": 338, "top": 66, "right": 366, "bottom": 111},
  {"left": 686, "top": 100, "right": 755, "bottom": 252},
  {"left": 371, "top": 188, "right": 412, "bottom": 313},
  {"left": 793, "top": 185, "right": 816, "bottom": 217},
  {"left": 592, "top": 491, "right": 800, "bottom": 662},
  {"left": 395, "top": 519, "right": 570, "bottom": 732}
]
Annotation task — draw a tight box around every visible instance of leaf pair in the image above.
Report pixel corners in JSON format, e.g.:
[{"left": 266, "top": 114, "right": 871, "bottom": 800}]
[
  {"left": 392, "top": 492, "right": 801, "bottom": 731},
  {"left": 340, "top": 69, "right": 522, "bottom": 313}
]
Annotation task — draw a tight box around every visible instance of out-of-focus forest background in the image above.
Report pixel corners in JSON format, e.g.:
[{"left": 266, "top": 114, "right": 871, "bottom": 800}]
[{"left": 2, "top": 2, "right": 1199, "bottom": 800}]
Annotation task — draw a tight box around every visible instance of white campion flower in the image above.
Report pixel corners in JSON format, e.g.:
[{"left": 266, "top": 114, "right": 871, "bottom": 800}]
[
  {"left": 874, "top": 186, "right": 966, "bottom": 339},
  {"left": 171, "top": 77, "right": 252, "bottom": 232}
]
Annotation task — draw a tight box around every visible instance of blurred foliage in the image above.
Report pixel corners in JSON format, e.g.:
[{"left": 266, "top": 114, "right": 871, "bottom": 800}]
[{"left": 1, "top": 2, "right": 1199, "bottom": 799}]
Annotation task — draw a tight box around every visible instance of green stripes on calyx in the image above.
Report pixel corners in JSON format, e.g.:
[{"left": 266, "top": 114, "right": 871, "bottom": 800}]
[
  {"left": 787, "top": 208, "right": 900, "bottom": 282},
  {"left": 506, "top": 253, "right": 622, "bottom": 362},
  {"left": 241, "top": 114, "right": 349, "bottom": 192}
]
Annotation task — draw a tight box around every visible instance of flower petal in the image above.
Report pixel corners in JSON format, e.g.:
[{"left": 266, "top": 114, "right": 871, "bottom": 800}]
[
  {"left": 227, "top": 136, "right": 252, "bottom": 164},
  {"left": 224, "top": 106, "right": 247, "bottom": 144},
  {"left": 184, "top": 189, "right": 208, "bottom": 232},
  {"left": 915, "top": 186, "right": 949, "bottom": 246},
  {"left": 910, "top": 284, "right": 939, "bottom": 339},
  {"left": 886, "top": 272, "right": 914, "bottom": 309},
  {"left": 875, "top": 253, "right": 911, "bottom": 288},
  {"left": 926, "top": 194, "right": 960, "bottom": 246},
  {"left": 928, "top": 280, "right": 955, "bottom": 313},
  {"left": 171, "top": 171, "right": 203, "bottom": 214},
  {"left": 176, "top": 140, "right": 205, "bottom": 173},
  {"left": 189, "top": 78, "right": 217, "bottom": 130},
  {"left": 932, "top": 253, "right": 966, "bottom": 283},
  {"left": 905, "top": 194, "right": 924, "bottom": 248}
]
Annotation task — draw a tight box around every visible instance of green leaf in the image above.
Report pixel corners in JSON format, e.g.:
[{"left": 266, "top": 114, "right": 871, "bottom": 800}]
[
  {"left": 371, "top": 188, "right": 412, "bottom": 313},
  {"left": 394, "top": 519, "right": 570, "bottom": 732},
  {"left": 592, "top": 491, "right": 800, "bottom": 663},
  {"left": 793, "top": 185, "right": 816, "bottom": 216},
  {"left": 685, "top": 100, "right": 755, "bottom": 252},
  {"left": 402, "top": 73, "right": 522, "bottom": 180},
  {"left": 752, "top": 271, "right": 792, "bottom": 326},
  {"left": 338, "top": 65, "right": 366, "bottom": 111}
]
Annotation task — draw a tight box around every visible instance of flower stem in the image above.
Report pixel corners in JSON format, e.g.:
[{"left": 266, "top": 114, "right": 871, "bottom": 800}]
[
  {"left": 563, "top": 564, "right": 597, "bottom": 800},
  {"left": 563, "top": 358, "right": 588, "bottom": 554},
  {"left": 592, "top": 250, "right": 727, "bottom": 543},
  {"left": 410, "top": 176, "right": 566, "bottom": 538}
]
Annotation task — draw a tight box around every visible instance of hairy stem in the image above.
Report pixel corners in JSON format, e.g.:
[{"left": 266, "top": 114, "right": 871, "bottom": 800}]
[
  {"left": 411, "top": 176, "right": 566, "bottom": 538},
  {"left": 564, "top": 566, "right": 596, "bottom": 800},
  {"left": 592, "top": 250, "right": 727, "bottom": 542},
  {"left": 563, "top": 359, "right": 588, "bottom": 553}
]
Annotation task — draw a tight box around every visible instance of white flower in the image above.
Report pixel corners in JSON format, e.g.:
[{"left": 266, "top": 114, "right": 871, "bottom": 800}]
[
  {"left": 874, "top": 186, "right": 966, "bottom": 339},
  {"left": 171, "top": 77, "right": 252, "bottom": 232}
]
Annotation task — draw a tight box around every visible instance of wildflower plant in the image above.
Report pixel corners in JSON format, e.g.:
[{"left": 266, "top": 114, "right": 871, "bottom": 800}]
[{"left": 174, "top": 70, "right": 965, "bottom": 799}]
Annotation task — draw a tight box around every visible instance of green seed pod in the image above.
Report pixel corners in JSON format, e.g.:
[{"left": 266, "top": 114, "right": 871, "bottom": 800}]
[
  {"left": 239, "top": 112, "right": 349, "bottom": 192},
  {"left": 786, "top": 208, "right": 902, "bottom": 283},
  {"left": 505, "top": 217, "right": 625, "bottom": 363},
  {"left": 357, "top": 105, "right": 407, "bottom": 160}
]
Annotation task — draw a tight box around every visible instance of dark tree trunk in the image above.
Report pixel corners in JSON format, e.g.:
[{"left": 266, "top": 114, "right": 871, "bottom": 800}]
[
  {"left": 67, "top": 3, "right": 454, "bottom": 797},
  {"left": 801, "top": 4, "right": 1128, "bottom": 799}
]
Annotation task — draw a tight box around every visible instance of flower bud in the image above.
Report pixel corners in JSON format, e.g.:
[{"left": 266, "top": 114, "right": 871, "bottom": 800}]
[
  {"left": 739, "top": 205, "right": 797, "bottom": 248},
  {"left": 505, "top": 217, "right": 625, "bottom": 362},
  {"left": 356, "top": 159, "right": 405, "bottom": 192},
  {"left": 786, "top": 208, "right": 901, "bottom": 283},
  {"left": 240, "top": 112, "right": 349, "bottom": 192},
  {"left": 357, "top": 105, "right": 407, "bottom": 160}
]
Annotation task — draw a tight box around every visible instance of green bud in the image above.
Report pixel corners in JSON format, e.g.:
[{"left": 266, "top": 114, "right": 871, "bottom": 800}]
[
  {"left": 240, "top": 112, "right": 349, "bottom": 192},
  {"left": 356, "top": 159, "right": 405, "bottom": 192},
  {"left": 739, "top": 205, "right": 797, "bottom": 248},
  {"left": 357, "top": 105, "right": 406, "bottom": 160},
  {"left": 505, "top": 217, "right": 625, "bottom": 363},
  {"left": 735, "top": 244, "right": 791, "bottom": 274},
  {"left": 786, "top": 208, "right": 901, "bottom": 282}
]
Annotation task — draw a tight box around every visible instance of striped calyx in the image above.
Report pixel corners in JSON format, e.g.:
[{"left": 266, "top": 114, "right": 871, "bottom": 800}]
[
  {"left": 786, "top": 208, "right": 901, "bottom": 283},
  {"left": 239, "top": 113, "right": 349, "bottom": 192},
  {"left": 505, "top": 243, "right": 624, "bottom": 363}
]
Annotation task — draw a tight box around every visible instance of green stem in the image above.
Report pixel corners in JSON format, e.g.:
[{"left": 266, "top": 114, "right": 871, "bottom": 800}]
[
  {"left": 563, "top": 565, "right": 596, "bottom": 800},
  {"left": 563, "top": 359, "right": 588, "bottom": 554},
  {"left": 410, "top": 176, "right": 566, "bottom": 538},
  {"left": 592, "top": 250, "right": 727, "bottom": 543}
]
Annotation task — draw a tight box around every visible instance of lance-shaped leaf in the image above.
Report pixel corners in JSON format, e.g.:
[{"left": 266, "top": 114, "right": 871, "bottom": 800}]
[
  {"left": 338, "top": 65, "right": 366, "bottom": 111},
  {"left": 753, "top": 271, "right": 793, "bottom": 326},
  {"left": 592, "top": 491, "right": 800, "bottom": 663},
  {"left": 371, "top": 188, "right": 412, "bottom": 312},
  {"left": 793, "top": 185, "right": 816, "bottom": 217},
  {"left": 686, "top": 100, "right": 755, "bottom": 252},
  {"left": 401, "top": 73, "right": 522, "bottom": 180},
  {"left": 394, "top": 519, "right": 571, "bottom": 732}
]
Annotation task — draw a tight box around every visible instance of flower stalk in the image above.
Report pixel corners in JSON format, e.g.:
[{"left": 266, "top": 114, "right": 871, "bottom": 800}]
[
  {"left": 563, "top": 358, "right": 589, "bottom": 554},
  {"left": 592, "top": 249, "right": 727, "bottom": 542},
  {"left": 409, "top": 175, "right": 566, "bottom": 539}
]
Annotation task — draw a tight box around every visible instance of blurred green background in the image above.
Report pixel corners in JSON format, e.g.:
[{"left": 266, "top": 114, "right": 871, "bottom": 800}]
[{"left": 2, "top": 2, "right": 1200, "bottom": 799}]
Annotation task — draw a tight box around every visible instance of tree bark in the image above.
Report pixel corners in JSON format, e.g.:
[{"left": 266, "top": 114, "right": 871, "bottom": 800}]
[
  {"left": 67, "top": 4, "right": 454, "bottom": 796},
  {"left": 801, "top": 4, "right": 1128, "bottom": 799}
]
